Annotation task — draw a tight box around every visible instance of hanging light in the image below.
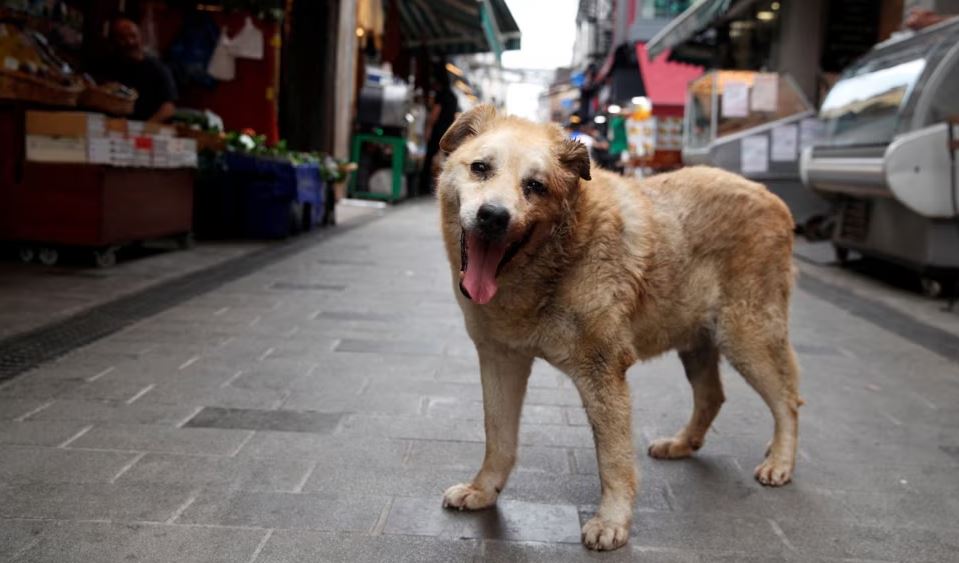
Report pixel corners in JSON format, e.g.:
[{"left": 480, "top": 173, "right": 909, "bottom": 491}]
[
  {"left": 594, "top": 115, "right": 607, "bottom": 124},
  {"left": 608, "top": 104, "right": 622, "bottom": 114}
]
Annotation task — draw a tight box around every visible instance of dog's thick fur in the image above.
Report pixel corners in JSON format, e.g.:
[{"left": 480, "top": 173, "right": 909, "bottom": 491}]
[{"left": 437, "top": 105, "right": 801, "bottom": 551}]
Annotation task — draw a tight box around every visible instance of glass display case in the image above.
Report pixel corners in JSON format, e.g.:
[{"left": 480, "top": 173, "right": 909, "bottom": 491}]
[
  {"left": 682, "top": 70, "right": 829, "bottom": 228},
  {"left": 800, "top": 17, "right": 959, "bottom": 284}
]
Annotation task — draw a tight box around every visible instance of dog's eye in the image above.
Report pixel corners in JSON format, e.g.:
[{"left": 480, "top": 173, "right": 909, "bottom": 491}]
[
  {"left": 470, "top": 161, "right": 489, "bottom": 175},
  {"left": 523, "top": 179, "right": 546, "bottom": 196}
]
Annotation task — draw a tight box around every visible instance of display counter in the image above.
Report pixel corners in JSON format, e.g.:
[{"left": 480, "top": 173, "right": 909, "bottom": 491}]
[
  {"left": 683, "top": 70, "right": 830, "bottom": 229},
  {"left": 0, "top": 104, "right": 195, "bottom": 267}
]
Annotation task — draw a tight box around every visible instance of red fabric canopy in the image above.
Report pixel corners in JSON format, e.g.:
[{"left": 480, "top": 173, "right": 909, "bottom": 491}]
[{"left": 635, "top": 42, "right": 703, "bottom": 109}]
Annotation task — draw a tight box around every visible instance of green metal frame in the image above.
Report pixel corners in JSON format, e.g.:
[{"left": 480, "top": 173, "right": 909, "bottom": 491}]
[{"left": 349, "top": 133, "right": 407, "bottom": 203}]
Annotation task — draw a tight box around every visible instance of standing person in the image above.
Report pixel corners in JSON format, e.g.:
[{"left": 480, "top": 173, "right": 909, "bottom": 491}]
[
  {"left": 98, "top": 17, "right": 178, "bottom": 122},
  {"left": 418, "top": 63, "right": 459, "bottom": 196}
]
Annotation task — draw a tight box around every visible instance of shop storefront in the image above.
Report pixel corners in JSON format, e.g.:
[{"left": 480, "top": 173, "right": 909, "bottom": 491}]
[
  {"left": 346, "top": 0, "right": 520, "bottom": 202},
  {"left": 645, "top": 0, "right": 911, "bottom": 228},
  {"left": 0, "top": 1, "right": 355, "bottom": 266}
]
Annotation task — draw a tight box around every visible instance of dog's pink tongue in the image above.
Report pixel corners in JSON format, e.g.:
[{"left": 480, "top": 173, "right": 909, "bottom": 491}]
[{"left": 463, "top": 232, "right": 507, "bottom": 305}]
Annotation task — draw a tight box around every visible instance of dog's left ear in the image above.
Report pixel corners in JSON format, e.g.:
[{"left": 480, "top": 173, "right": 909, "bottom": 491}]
[
  {"left": 440, "top": 104, "right": 497, "bottom": 154},
  {"left": 557, "top": 139, "right": 591, "bottom": 181}
]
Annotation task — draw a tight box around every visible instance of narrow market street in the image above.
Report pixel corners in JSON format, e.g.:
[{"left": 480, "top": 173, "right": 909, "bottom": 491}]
[{"left": 1, "top": 201, "right": 958, "bottom": 562}]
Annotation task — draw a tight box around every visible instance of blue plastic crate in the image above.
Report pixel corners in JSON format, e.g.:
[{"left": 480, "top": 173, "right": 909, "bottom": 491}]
[{"left": 213, "top": 152, "right": 325, "bottom": 239}]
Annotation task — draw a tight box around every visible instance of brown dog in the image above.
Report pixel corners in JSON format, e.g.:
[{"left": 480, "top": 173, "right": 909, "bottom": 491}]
[{"left": 436, "top": 105, "right": 801, "bottom": 551}]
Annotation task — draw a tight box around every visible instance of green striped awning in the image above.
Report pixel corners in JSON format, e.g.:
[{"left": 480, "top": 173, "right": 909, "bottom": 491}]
[{"left": 398, "top": 0, "right": 521, "bottom": 59}]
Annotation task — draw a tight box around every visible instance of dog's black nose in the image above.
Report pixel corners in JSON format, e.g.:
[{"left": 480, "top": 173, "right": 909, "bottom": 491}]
[{"left": 476, "top": 203, "right": 510, "bottom": 238}]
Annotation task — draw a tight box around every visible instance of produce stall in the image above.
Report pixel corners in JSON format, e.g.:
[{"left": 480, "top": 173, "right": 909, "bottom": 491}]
[
  {"left": 0, "top": 106, "right": 198, "bottom": 267},
  {"left": 0, "top": 18, "right": 198, "bottom": 267}
]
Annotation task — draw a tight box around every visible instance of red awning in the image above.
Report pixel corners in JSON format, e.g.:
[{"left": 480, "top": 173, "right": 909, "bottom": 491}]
[{"left": 635, "top": 42, "right": 703, "bottom": 109}]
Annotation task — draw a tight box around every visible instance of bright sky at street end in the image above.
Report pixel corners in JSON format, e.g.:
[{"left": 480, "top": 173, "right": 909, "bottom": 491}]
[{"left": 502, "top": 0, "right": 578, "bottom": 70}]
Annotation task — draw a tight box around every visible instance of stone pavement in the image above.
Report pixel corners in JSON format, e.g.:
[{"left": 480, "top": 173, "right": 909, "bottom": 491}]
[{"left": 1, "top": 201, "right": 959, "bottom": 562}]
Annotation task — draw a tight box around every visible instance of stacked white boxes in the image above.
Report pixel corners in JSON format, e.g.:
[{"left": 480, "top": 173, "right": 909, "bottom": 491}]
[{"left": 24, "top": 111, "right": 198, "bottom": 169}]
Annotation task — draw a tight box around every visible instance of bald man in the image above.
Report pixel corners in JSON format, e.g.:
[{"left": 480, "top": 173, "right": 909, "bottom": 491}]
[{"left": 100, "top": 18, "right": 177, "bottom": 122}]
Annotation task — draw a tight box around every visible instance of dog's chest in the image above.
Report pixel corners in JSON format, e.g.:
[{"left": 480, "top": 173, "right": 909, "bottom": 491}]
[{"left": 467, "top": 301, "right": 589, "bottom": 361}]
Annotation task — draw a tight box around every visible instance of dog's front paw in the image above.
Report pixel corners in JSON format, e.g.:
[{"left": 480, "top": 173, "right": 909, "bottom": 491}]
[
  {"left": 754, "top": 457, "right": 793, "bottom": 486},
  {"left": 441, "top": 483, "right": 498, "bottom": 511},
  {"left": 581, "top": 516, "right": 630, "bottom": 551},
  {"left": 647, "top": 436, "right": 697, "bottom": 459}
]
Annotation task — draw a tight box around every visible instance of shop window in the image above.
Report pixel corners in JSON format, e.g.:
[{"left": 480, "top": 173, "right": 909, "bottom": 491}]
[{"left": 686, "top": 71, "right": 812, "bottom": 149}]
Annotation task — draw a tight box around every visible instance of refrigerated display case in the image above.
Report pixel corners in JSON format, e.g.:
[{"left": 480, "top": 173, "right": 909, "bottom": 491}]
[{"left": 800, "top": 17, "right": 959, "bottom": 292}]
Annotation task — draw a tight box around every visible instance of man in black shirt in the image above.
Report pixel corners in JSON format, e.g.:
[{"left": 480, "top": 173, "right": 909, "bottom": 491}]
[
  {"left": 101, "top": 18, "right": 177, "bottom": 122},
  {"left": 417, "top": 65, "right": 459, "bottom": 196}
]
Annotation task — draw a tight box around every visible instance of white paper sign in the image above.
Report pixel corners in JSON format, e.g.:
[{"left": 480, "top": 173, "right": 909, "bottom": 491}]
[
  {"left": 771, "top": 124, "right": 798, "bottom": 161},
  {"left": 751, "top": 73, "right": 779, "bottom": 112},
  {"left": 722, "top": 82, "right": 749, "bottom": 118},
  {"left": 800, "top": 118, "right": 824, "bottom": 150},
  {"left": 741, "top": 135, "right": 769, "bottom": 174}
]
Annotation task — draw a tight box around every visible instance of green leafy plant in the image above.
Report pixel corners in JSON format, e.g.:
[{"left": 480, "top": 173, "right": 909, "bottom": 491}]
[{"left": 222, "top": 128, "right": 350, "bottom": 180}]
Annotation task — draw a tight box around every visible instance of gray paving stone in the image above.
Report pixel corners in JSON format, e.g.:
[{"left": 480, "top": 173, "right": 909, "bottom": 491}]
[
  {"left": 284, "top": 389, "right": 424, "bottom": 415},
  {"left": 132, "top": 380, "right": 288, "bottom": 410},
  {"left": 179, "top": 490, "right": 387, "bottom": 532},
  {"left": 625, "top": 511, "right": 790, "bottom": 555},
  {"left": 0, "top": 398, "right": 48, "bottom": 420},
  {"left": 384, "top": 496, "right": 581, "bottom": 544},
  {"left": 426, "top": 397, "right": 566, "bottom": 425},
  {"left": 482, "top": 540, "right": 704, "bottom": 563},
  {"left": 254, "top": 530, "right": 478, "bottom": 563},
  {"left": 776, "top": 517, "right": 959, "bottom": 561},
  {"left": 27, "top": 399, "right": 197, "bottom": 426},
  {"left": 184, "top": 407, "right": 343, "bottom": 434},
  {"left": 405, "top": 440, "right": 571, "bottom": 474},
  {"left": 0, "top": 446, "right": 136, "bottom": 483},
  {"left": 0, "top": 373, "right": 86, "bottom": 400},
  {"left": 4, "top": 201, "right": 959, "bottom": 562},
  {"left": 236, "top": 432, "right": 409, "bottom": 466},
  {"left": 12, "top": 520, "right": 266, "bottom": 563},
  {"left": 336, "top": 338, "right": 446, "bottom": 356},
  {"left": 0, "top": 420, "right": 87, "bottom": 447},
  {"left": 68, "top": 424, "right": 252, "bottom": 455},
  {"left": 338, "top": 414, "right": 487, "bottom": 443},
  {"left": 0, "top": 518, "right": 48, "bottom": 561},
  {"left": 116, "top": 452, "right": 313, "bottom": 492},
  {"left": 302, "top": 463, "right": 471, "bottom": 498},
  {"left": 0, "top": 482, "right": 195, "bottom": 522},
  {"left": 833, "top": 489, "right": 959, "bottom": 531}
]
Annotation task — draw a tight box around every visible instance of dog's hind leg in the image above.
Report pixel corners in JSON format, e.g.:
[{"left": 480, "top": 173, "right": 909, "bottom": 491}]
[
  {"left": 442, "top": 344, "right": 532, "bottom": 510},
  {"left": 572, "top": 364, "right": 637, "bottom": 551},
  {"left": 648, "top": 337, "right": 724, "bottom": 459},
  {"left": 720, "top": 316, "right": 800, "bottom": 487}
]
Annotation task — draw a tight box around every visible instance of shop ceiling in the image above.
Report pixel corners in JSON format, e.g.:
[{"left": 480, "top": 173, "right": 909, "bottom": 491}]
[{"left": 397, "top": 0, "right": 521, "bottom": 58}]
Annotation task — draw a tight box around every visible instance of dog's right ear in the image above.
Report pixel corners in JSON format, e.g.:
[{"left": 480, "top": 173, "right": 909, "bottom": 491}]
[
  {"left": 439, "top": 104, "right": 497, "bottom": 154},
  {"left": 557, "top": 138, "right": 591, "bottom": 181}
]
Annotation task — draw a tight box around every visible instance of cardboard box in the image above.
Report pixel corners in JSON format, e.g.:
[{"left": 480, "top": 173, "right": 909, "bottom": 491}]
[
  {"left": 106, "top": 118, "right": 128, "bottom": 138},
  {"left": 26, "top": 135, "right": 88, "bottom": 163},
  {"left": 88, "top": 137, "right": 134, "bottom": 166},
  {"left": 127, "top": 120, "right": 145, "bottom": 137},
  {"left": 167, "top": 138, "right": 198, "bottom": 168},
  {"left": 144, "top": 122, "right": 176, "bottom": 137},
  {"left": 26, "top": 111, "right": 105, "bottom": 138}
]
